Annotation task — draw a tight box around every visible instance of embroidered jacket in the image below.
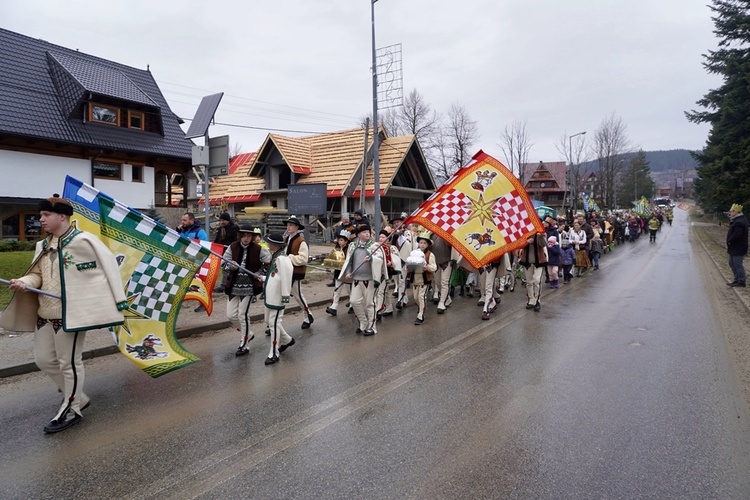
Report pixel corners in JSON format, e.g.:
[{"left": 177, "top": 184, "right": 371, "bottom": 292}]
[
  {"left": 0, "top": 227, "right": 127, "bottom": 332},
  {"left": 263, "top": 250, "right": 293, "bottom": 310}
]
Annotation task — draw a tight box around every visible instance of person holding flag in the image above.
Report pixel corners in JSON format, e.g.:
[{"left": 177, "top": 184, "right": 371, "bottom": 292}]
[
  {"left": 224, "top": 225, "right": 271, "bottom": 356},
  {"left": 0, "top": 194, "right": 127, "bottom": 433},
  {"left": 339, "top": 223, "right": 386, "bottom": 336}
]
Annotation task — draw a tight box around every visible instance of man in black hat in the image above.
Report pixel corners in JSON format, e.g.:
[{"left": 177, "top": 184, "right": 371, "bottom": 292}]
[
  {"left": 353, "top": 209, "right": 366, "bottom": 224},
  {"left": 223, "top": 225, "right": 271, "bottom": 356},
  {"left": 338, "top": 223, "right": 385, "bottom": 336},
  {"left": 284, "top": 216, "right": 314, "bottom": 329},
  {"left": 214, "top": 213, "right": 238, "bottom": 293},
  {"left": 1, "top": 194, "right": 127, "bottom": 433}
]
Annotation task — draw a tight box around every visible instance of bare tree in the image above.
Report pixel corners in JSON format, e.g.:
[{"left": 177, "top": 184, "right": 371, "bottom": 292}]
[
  {"left": 498, "top": 119, "right": 533, "bottom": 183},
  {"left": 591, "top": 112, "right": 631, "bottom": 209},
  {"left": 400, "top": 89, "right": 441, "bottom": 144},
  {"left": 229, "top": 142, "right": 244, "bottom": 162},
  {"left": 446, "top": 103, "right": 479, "bottom": 173},
  {"left": 555, "top": 132, "right": 588, "bottom": 211},
  {"left": 379, "top": 108, "right": 403, "bottom": 137}
]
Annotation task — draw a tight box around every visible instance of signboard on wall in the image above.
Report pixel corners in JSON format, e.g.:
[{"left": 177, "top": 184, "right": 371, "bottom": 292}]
[{"left": 288, "top": 183, "right": 327, "bottom": 215}]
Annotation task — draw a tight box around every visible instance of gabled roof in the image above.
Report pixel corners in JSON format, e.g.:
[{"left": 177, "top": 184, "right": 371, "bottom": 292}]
[
  {"left": 521, "top": 161, "right": 567, "bottom": 189},
  {"left": 248, "top": 127, "right": 435, "bottom": 197},
  {"left": 0, "top": 27, "right": 191, "bottom": 160}
]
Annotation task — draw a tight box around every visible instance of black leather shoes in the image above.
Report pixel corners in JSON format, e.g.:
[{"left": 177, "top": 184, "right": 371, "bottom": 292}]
[
  {"left": 730, "top": 282, "right": 746, "bottom": 287},
  {"left": 533, "top": 302, "right": 541, "bottom": 312},
  {"left": 265, "top": 328, "right": 271, "bottom": 336},
  {"left": 525, "top": 303, "right": 534, "bottom": 309},
  {"left": 364, "top": 329, "right": 375, "bottom": 336},
  {"left": 235, "top": 346, "right": 249, "bottom": 356},
  {"left": 382, "top": 311, "right": 393, "bottom": 317},
  {"left": 437, "top": 308, "right": 445, "bottom": 314},
  {"left": 414, "top": 318, "right": 424, "bottom": 325},
  {"left": 356, "top": 328, "right": 363, "bottom": 334},
  {"left": 395, "top": 301, "right": 403, "bottom": 310},
  {"left": 279, "top": 338, "right": 295, "bottom": 352},
  {"left": 326, "top": 307, "right": 337, "bottom": 316},
  {"left": 265, "top": 355, "right": 279, "bottom": 365},
  {"left": 44, "top": 411, "right": 81, "bottom": 433}
]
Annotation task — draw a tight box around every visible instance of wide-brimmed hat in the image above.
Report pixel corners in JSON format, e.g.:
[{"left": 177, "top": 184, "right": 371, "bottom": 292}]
[
  {"left": 416, "top": 231, "right": 432, "bottom": 245},
  {"left": 283, "top": 216, "right": 304, "bottom": 229},
  {"left": 264, "top": 233, "right": 285, "bottom": 246},
  {"left": 238, "top": 224, "right": 255, "bottom": 234},
  {"left": 355, "top": 223, "right": 371, "bottom": 235}
]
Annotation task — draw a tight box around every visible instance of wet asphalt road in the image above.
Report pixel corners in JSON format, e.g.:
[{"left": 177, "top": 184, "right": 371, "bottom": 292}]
[{"left": 1, "top": 210, "right": 750, "bottom": 499}]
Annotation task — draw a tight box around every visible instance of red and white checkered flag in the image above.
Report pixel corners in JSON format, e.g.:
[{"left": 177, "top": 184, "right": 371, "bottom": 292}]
[{"left": 405, "top": 150, "right": 543, "bottom": 268}]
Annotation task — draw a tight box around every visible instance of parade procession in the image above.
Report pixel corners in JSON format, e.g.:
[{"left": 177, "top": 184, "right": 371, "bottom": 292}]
[{"left": 0, "top": 149, "right": 678, "bottom": 435}]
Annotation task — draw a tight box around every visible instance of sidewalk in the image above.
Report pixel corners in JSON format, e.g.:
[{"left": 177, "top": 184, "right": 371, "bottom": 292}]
[{"left": 0, "top": 244, "right": 341, "bottom": 378}]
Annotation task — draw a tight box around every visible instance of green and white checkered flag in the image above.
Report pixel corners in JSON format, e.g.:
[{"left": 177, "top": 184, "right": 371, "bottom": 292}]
[{"left": 98, "top": 197, "right": 210, "bottom": 377}]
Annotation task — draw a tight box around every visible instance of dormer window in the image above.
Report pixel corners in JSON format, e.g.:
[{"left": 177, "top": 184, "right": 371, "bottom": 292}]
[
  {"left": 128, "top": 110, "right": 144, "bottom": 130},
  {"left": 89, "top": 103, "right": 119, "bottom": 125}
]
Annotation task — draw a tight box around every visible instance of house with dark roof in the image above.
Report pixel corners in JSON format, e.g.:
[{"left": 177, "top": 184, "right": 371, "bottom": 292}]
[
  {"left": 520, "top": 161, "right": 568, "bottom": 210},
  {"left": 206, "top": 127, "right": 437, "bottom": 222},
  {"left": 0, "top": 27, "right": 192, "bottom": 241}
]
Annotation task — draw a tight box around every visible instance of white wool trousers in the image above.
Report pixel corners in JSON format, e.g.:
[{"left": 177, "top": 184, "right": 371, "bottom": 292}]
[
  {"left": 227, "top": 295, "right": 254, "bottom": 346},
  {"left": 34, "top": 321, "right": 86, "bottom": 419}
]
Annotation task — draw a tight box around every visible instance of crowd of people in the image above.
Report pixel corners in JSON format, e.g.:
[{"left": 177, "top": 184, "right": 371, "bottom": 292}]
[
  {"left": 204, "top": 206, "right": 682, "bottom": 365},
  {"left": 0, "top": 199, "right": 680, "bottom": 434}
]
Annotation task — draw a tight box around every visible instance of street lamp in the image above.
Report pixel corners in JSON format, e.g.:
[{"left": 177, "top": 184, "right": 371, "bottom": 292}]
[{"left": 567, "top": 131, "right": 586, "bottom": 215}]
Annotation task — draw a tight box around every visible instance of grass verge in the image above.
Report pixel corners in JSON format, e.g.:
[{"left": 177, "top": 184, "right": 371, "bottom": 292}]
[{"left": 0, "top": 251, "right": 33, "bottom": 310}]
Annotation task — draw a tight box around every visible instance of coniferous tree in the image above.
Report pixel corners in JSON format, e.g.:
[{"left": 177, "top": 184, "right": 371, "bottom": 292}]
[
  {"left": 687, "top": 0, "right": 750, "bottom": 212},
  {"left": 616, "top": 150, "right": 655, "bottom": 208}
]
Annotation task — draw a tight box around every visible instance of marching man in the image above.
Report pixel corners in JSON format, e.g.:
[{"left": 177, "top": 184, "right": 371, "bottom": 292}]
[
  {"left": 406, "top": 232, "right": 438, "bottom": 325},
  {"left": 338, "top": 223, "right": 385, "bottom": 336},
  {"left": 262, "top": 233, "right": 295, "bottom": 365},
  {"left": 284, "top": 216, "right": 314, "bottom": 330},
  {"left": 1, "top": 194, "right": 127, "bottom": 433},
  {"left": 223, "top": 226, "right": 270, "bottom": 356},
  {"left": 375, "top": 228, "right": 401, "bottom": 319}
]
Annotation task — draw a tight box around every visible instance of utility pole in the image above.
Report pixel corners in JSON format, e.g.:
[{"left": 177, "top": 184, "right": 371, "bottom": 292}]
[{"left": 370, "top": 0, "right": 381, "bottom": 235}]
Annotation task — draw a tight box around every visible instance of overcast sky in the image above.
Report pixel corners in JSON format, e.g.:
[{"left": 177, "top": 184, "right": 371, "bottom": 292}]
[{"left": 2, "top": 0, "right": 721, "bottom": 164}]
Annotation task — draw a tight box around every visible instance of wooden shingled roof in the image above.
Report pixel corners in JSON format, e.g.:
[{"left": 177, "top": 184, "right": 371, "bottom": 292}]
[
  {"left": 205, "top": 127, "right": 433, "bottom": 206},
  {"left": 356, "top": 134, "right": 418, "bottom": 196},
  {"left": 248, "top": 127, "right": 431, "bottom": 197},
  {"left": 204, "top": 152, "right": 262, "bottom": 205}
]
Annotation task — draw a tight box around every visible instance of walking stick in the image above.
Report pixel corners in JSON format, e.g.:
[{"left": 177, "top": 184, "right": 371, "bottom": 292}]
[{"left": 0, "top": 278, "right": 61, "bottom": 299}]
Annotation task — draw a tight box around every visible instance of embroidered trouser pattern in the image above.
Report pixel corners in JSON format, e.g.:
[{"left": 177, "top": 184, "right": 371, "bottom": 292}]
[
  {"left": 227, "top": 295, "right": 254, "bottom": 347},
  {"left": 412, "top": 283, "right": 429, "bottom": 320},
  {"left": 265, "top": 307, "right": 292, "bottom": 358},
  {"left": 34, "top": 320, "right": 86, "bottom": 419},
  {"left": 292, "top": 279, "right": 312, "bottom": 323},
  {"left": 375, "top": 277, "right": 394, "bottom": 314},
  {"left": 436, "top": 264, "right": 453, "bottom": 310},
  {"left": 479, "top": 267, "right": 499, "bottom": 314}
]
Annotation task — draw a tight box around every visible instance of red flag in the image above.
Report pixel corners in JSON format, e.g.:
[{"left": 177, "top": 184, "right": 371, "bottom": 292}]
[
  {"left": 184, "top": 241, "right": 223, "bottom": 315},
  {"left": 405, "top": 150, "right": 543, "bottom": 268}
]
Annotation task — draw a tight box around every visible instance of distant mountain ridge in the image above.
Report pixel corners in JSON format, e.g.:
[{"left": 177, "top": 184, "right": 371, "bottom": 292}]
[{"left": 582, "top": 149, "right": 697, "bottom": 172}]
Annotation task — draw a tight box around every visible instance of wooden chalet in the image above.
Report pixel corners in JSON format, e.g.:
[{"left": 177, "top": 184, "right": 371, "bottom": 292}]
[
  {"left": 208, "top": 127, "right": 437, "bottom": 220},
  {"left": 521, "top": 161, "right": 568, "bottom": 210}
]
